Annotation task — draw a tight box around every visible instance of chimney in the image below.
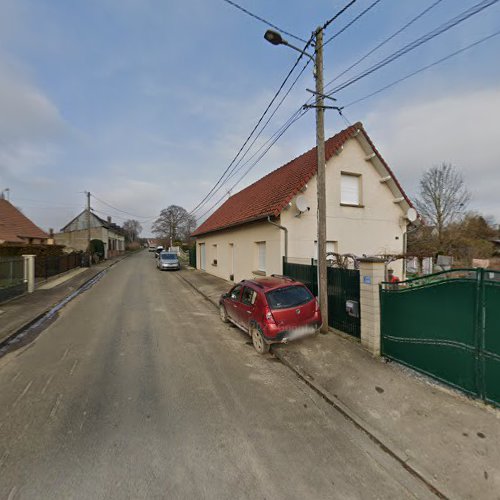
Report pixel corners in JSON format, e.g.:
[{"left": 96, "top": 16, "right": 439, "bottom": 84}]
[
  {"left": 107, "top": 216, "right": 112, "bottom": 223},
  {"left": 49, "top": 228, "right": 54, "bottom": 237}
]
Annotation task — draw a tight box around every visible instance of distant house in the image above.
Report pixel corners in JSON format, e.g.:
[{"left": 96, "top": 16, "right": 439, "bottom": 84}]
[
  {"left": 54, "top": 211, "right": 125, "bottom": 258},
  {"left": 0, "top": 198, "right": 50, "bottom": 245},
  {"left": 192, "top": 122, "right": 413, "bottom": 282}
]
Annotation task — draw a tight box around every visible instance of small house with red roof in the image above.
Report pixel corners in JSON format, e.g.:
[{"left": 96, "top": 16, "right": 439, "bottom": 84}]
[
  {"left": 192, "top": 122, "right": 413, "bottom": 282},
  {"left": 0, "top": 198, "right": 50, "bottom": 245}
]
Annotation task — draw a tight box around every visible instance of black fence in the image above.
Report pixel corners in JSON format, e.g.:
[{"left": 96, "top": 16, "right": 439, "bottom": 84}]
[
  {"left": 36, "top": 253, "right": 84, "bottom": 280},
  {"left": 283, "top": 257, "right": 361, "bottom": 337},
  {"left": 0, "top": 257, "right": 27, "bottom": 303}
]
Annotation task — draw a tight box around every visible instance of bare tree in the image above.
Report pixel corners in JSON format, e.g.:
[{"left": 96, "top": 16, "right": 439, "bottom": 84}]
[
  {"left": 122, "top": 219, "right": 143, "bottom": 243},
  {"left": 414, "top": 163, "right": 471, "bottom": 243},
  {"left": 152, "top": 205, "right": 196, "bottom": 244}
]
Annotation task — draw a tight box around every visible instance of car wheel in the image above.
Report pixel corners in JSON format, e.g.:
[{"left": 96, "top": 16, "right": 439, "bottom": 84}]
[
  {"left": 251, "top": 325, "right": 269, "bottom": 354},
  {"left": 219, "top": 304, "right": 229, "bottom": 323}
]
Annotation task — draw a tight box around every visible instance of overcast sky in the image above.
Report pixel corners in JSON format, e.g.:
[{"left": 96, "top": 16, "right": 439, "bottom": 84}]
[{"left": 1, "top": 0, "right": 499, "bottom": 236}]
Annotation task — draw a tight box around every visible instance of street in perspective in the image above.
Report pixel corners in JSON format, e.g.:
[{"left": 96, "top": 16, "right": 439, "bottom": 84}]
[{"left": 1, "top": 1, "right": 500, "bottom": 499}]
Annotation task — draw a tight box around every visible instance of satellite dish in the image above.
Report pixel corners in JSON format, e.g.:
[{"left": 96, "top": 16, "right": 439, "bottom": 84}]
[
  {"left": 295, "top": 195, "right": 309, "bottom": 213},
  {"left": 406, "top": 208, "right": 417, "bottom": 222}
]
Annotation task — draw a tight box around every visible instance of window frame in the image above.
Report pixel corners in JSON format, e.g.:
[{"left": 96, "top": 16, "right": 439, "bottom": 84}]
[
  {"left": 257, "top": 241, "right": 266, "bottom": 273},
  {"left": 241, "top": 287, "right": 257, "bottom": 307},
  {"left": 340, "top": 172, "right": 363, "bottom": 207}
]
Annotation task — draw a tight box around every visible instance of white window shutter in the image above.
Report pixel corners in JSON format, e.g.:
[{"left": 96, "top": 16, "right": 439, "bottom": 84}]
[{"left": 341, "top": 174, "right": 360, "bottom": 205}]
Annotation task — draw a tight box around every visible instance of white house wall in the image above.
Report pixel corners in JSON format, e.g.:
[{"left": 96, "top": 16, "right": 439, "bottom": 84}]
[
  {"left": 281, "top": 136, "right": 405, "bottom": 274},
  {"left": 195, "top": 221, "right": 283, "bottom": 283}
]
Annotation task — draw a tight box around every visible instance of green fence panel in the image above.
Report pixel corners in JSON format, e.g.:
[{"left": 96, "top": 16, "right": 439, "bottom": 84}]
[
  {"left": 188, "top": 247, "right": 197, "bottom": 268},
  {"left": 381, "top": 272, "right": 479, "bottom": 395},
  {"left": 483, "top": 270, "right": 500, "bottom": 406},
  {"left": 381, "top": 269, "right": 500, "bottom": 407}
]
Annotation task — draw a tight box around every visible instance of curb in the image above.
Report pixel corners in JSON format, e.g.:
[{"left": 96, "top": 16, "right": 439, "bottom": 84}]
[{"left": 177, "top": 270, "right": 448, "bottom": 499}]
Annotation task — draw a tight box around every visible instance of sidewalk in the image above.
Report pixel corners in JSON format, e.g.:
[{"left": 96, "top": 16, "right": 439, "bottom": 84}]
[
  {"left": 179, "top": 267, "right": 500, "bottom": 500},
  {"left": 0, "top": 255, "right": 127, "bottom": 345}
]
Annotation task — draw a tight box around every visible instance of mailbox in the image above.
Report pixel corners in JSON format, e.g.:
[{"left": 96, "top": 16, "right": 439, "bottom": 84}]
[{"left": 346, "top": 300, "right": 359, "bottom": 318}]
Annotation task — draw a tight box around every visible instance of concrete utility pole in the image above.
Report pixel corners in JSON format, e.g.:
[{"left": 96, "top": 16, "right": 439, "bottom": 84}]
[
  {"left": 264, "top": 26, "right": 330, "bottom": 332},
  {"left": 86, "top": 191, "right": 92, "bottom": 266},
  {"left": 314, "top": 27, "right": 328, "bottom": 333}
]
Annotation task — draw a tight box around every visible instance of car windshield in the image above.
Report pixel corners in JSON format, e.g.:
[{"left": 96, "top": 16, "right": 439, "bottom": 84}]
[
  {"left": 266, "top": 285, "right": 313, "bottom": 310},
  {"left": 161, "top": 253, "right": 177, "bottom": 260}
]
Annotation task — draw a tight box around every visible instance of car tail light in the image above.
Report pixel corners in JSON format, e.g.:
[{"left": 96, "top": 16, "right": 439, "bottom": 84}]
[{"left": 264, "top": 306, "right": 276, "bottom": 324}]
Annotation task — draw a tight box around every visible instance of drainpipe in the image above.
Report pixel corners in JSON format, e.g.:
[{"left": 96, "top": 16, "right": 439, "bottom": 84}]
[{"left": 267, "top": 216, "right": 288, "bottom": 260}]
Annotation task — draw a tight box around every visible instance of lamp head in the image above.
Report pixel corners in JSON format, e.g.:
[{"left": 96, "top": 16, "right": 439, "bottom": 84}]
[{"left": 264, "top": 30, "right": 285, "bottom": 46}]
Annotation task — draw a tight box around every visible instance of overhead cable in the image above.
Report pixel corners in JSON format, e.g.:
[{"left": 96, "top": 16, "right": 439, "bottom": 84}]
[
  {"left": 343, "top": 28, "right": 500, "bottom": 108},
  {"left": 91, "top": 194, "right": 156, "bottom": 220},
  {"left": 189, "top": 34, "right": 314, "bottom": 216},
  {"left": 324, "top": 0, "right": 383, "bottom": 46},
  {"left": 324, "top": 0, "right": 443, "bottom": 83},
  {"left": 221, "top": 0, "right": 307, "bottom": 44},
  {"left": 322, "top": 0, "right": 359, "bottom": 31},
  {"left": 326, "top": 0, "right": 499, "bottom": 96},
  {"left": 195, "top": 108, "right": 309, "bottom": 222}
]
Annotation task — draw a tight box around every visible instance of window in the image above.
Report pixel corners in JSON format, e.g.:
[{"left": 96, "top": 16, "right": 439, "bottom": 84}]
[
  {"left": 341, "top": 173, "right": 361, "bottom": 206},
  {"left": 257, "top": 242, "right": 266, "bottom": 272},
  {"left": 230, "top": 285, "right": 242, "bottom": 301},
  {"left": 241, "top": 287, "right": 257, "bottom": 306},
  {"left": 266, "top": 285, "right": 313, "bottom": 310}
]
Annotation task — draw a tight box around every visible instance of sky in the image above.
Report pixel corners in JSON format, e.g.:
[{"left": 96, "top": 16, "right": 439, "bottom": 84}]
[{"left": 1, "top": 0, "right": 499, "bottom": 237}]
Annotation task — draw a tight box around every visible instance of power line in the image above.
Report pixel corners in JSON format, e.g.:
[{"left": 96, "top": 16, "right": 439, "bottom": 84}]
[
  {"left": 224, "top": 106, "right": 306, "bottom": 185},
  {"left": 322, "top": 0, "right": 359, "bottom": 31},
  {"left": 324, "top": 0, "right": 383, "bottom": 46},
  {"left": 195, "top": 108, "right": 309, "bottom": 222},
  {"left": 190, "top": 34, "right": 314, "bottom": 216},
  {"left": 324, "top": 0, "right": 444, "bottom": 90},
  {"left": 221, "top": 0, "right": 307, "bottom": 44},
  {"left": 191, "top": 1, "right": 362, "bottom": 217},
  {"left": 91, "top": 193, "right": 156, "bottom": 220},
  {"left": 326, "top": 0, "right": 499, "bottom": 96},
  {"left": 343, "top": 28, "right": 500, "bottom": 108},
  {"left": 196, "top": 59, "right": 312, "bottom": 211}
]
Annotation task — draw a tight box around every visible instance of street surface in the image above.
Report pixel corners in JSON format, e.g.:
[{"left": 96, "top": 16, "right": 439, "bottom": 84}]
[{"left": 0, "top": 251, "right": 434, "bottom": 499}]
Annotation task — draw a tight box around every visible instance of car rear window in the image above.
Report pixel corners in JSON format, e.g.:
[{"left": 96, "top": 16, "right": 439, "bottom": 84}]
[
  {"left": 266, "top": 285, "right": 313, "bottom": 310},
  {"left": 161, "top": 253, "right": 177, "bottom": 260}
]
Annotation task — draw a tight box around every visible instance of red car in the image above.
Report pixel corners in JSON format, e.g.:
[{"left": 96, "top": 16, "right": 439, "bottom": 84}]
[{"left": 219, "top": 275, "right": 322, "bottom": 354}]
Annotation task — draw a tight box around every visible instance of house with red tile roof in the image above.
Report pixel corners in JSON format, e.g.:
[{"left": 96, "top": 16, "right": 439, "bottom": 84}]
[
  {"left": 0, "top": 198, "right": 49, "bottom": 245},
  {"left": 192, "top": 122, "right": 414, "bottom": 283}
]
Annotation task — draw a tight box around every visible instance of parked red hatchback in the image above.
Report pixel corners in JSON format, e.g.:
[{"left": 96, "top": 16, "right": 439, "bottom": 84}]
[{"left": 219, "top": 275, "right": 322, "bottom": 354}]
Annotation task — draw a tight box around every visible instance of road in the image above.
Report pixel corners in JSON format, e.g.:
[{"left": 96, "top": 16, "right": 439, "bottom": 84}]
[{"left": 0, "top": 251, "right": 434, "bottom": 499}]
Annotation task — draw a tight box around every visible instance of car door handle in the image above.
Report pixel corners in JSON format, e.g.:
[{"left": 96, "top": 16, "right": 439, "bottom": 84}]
[{"left": 246, "top": 311, "right": 251, "bottom": 314}]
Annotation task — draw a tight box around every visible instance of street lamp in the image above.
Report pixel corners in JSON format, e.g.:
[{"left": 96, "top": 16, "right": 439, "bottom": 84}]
[{"left": 264, "top": 27, "right": 329, "bottom": 333}]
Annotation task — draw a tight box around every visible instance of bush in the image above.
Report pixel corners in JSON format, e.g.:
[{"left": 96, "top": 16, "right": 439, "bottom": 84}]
[{"left": 126, "top": 241, "right": 141, "bottom": 251}]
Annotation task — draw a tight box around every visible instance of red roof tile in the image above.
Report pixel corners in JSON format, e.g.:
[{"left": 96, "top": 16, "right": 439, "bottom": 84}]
[{"left": 0, "top": 199, "right": 49, "bottom": 243}]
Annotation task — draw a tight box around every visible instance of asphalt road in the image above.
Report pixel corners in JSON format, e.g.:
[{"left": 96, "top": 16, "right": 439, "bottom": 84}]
[{"left": 0, "top": 251, "right": 434, "bottom": 499}]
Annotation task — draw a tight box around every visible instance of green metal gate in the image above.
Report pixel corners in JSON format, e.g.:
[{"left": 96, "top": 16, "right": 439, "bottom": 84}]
[
  {"left": 283, "top": 257, "right": 360, "bottom": 337},
  {"left": 380, "top": 268, "right": 500, "bottom": 407},
  {"left": 188, "top": 246, "right": 197, "bottom": 268}
]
